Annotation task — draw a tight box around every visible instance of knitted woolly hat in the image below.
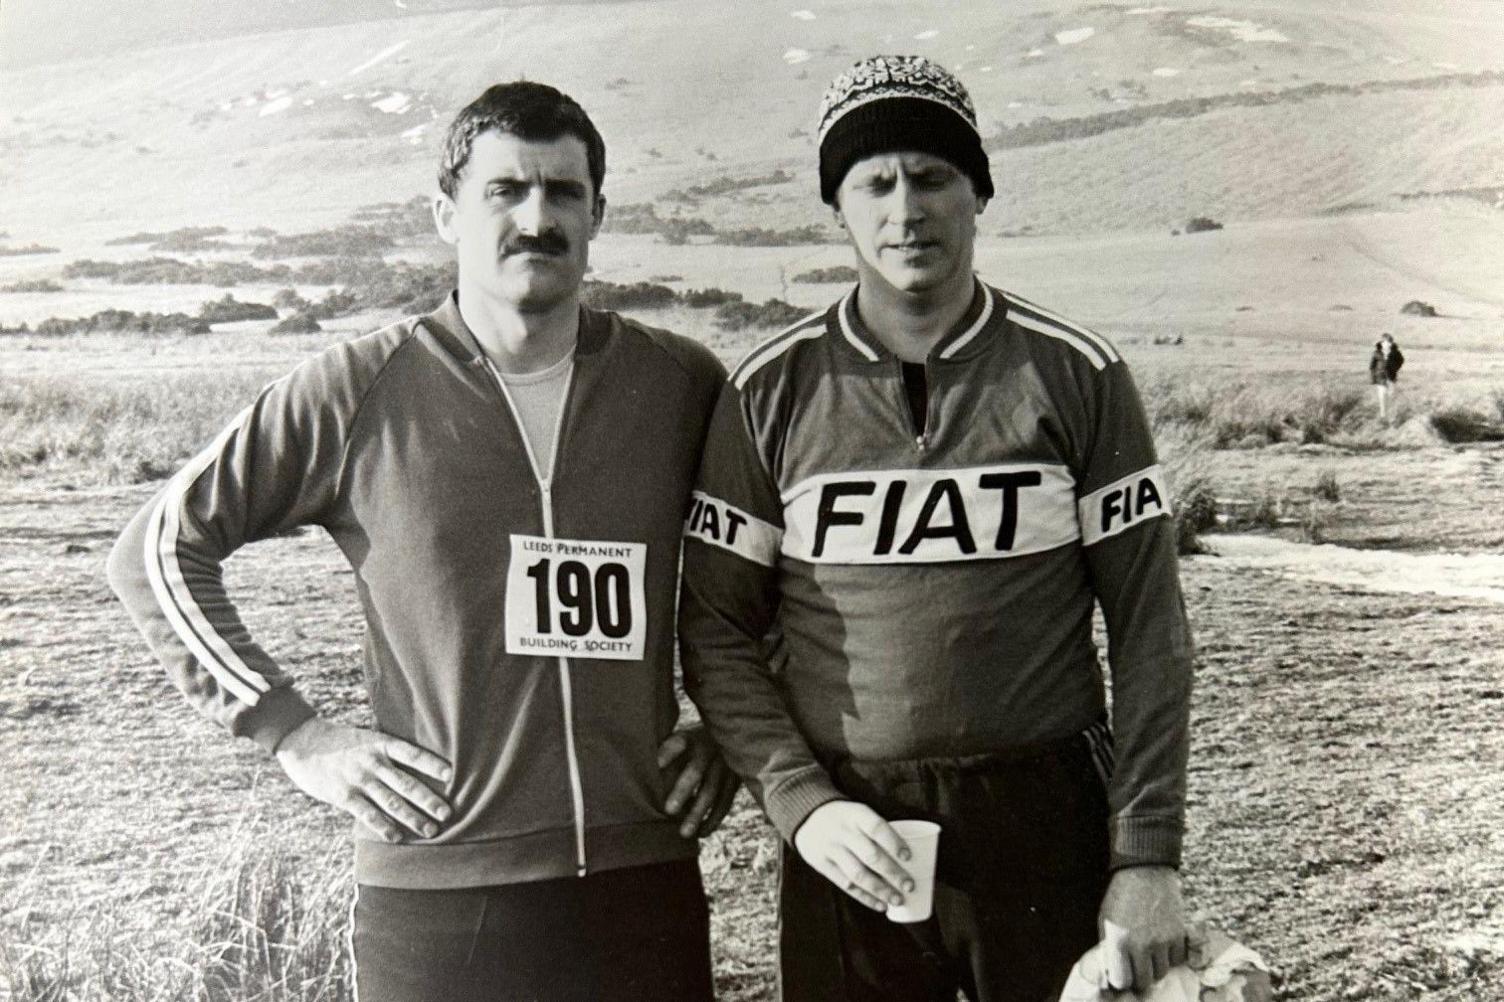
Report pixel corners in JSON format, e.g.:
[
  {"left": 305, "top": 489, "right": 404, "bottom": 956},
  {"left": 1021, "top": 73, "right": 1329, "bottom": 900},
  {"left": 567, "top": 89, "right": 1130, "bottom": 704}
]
[{"left": 816, "top": 54, "right": 993, "bottom": 205}]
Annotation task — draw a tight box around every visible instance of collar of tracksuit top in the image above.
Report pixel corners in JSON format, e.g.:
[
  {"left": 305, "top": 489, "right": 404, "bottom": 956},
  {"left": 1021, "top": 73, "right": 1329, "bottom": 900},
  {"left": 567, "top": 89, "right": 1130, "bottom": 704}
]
[{"left": 108, "top": 290, "right": 723, "bottom": 891}]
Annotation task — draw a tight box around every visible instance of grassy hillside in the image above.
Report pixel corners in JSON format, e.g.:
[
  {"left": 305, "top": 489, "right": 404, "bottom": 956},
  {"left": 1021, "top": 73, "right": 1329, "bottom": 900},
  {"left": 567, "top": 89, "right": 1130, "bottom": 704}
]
[{"left": 3, "top": 0, "right": 1503, "bottom": 244}]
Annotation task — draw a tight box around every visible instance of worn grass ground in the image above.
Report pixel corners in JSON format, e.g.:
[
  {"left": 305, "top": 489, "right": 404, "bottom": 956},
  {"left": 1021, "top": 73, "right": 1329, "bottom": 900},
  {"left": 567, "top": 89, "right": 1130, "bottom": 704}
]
[{"left": 3, "top": 472, "right": 1503, "bottom": 1000}]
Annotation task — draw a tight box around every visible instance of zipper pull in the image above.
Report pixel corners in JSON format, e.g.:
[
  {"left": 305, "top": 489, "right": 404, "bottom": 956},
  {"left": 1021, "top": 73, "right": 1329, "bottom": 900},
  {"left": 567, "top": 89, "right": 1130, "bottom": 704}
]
[{"left": 916, "top": 433, "right": 928, "bottom": 451}]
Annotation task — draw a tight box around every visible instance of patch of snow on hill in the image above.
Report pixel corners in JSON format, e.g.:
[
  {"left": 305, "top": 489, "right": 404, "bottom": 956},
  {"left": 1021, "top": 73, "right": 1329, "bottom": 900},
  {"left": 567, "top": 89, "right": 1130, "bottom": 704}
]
[
  {"left": 258, "top": 97, "right": 293, "bottom": 117},
  {"left": 1056, "top": 27, "right": 1095, "bottom": 45},
  {"left": 790, "top": 10, "right": 815, "bottom": 20},
  {"left": 1127, "top": 6, "right": 1172, "bottom": 12},
  {"left": 916, "top": 29, "right": 938, "bottom": 40},
  {"left": 1185, "top": 16, "right": 1287, "bottom": 43},
  {"left": 401, "top": 124, "right": 427, "bottom": 145},
  {"left": 1025, "top": 49, "right": 1044, "bottom": 59},
  {"left": 349, "top": 41, "right": 410, "bottom": 78},
  {"left": 1153, "top": 67, "right": 1180, "bottom": 77},
  {"left": 784, "top": 48, "right": 812, "bottom": 65},
  {"left": 372, "top": 92, "right": 412, "bottom": 114}
]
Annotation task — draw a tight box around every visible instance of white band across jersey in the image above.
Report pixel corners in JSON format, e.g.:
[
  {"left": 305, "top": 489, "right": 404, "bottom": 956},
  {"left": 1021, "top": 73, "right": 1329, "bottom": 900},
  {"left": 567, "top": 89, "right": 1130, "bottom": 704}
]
[
  {"left": 780, "top": 463, "right": 1081, "bottom": 565},
  {"left": 685, "top": 491, "right": 783, "bottom": 567},
  {"left": 1078, "top": 464, "right": 1171, "bottom": 545}
]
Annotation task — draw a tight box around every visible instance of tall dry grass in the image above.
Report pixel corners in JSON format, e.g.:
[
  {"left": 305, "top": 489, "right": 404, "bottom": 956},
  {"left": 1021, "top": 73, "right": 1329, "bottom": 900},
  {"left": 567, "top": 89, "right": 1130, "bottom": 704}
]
[
  {"left": 0, "top": 370, "right": 279, "bottom": 484},
  {"left": 1, "top": 830, "right": 353, "bottom": 1002}
]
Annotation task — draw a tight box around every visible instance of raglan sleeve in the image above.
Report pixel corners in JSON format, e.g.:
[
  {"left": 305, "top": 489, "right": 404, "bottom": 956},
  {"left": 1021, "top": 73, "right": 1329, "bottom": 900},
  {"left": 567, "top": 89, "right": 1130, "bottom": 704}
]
[
  {"left": 106, "top": 349, "right": 358, "bottom": 754},
  {"left": 1074, "top": 355, "right": 1194, "bottom": 871},
  {"left": 679, "top": 379, "right": 843, "bottom": 841}
]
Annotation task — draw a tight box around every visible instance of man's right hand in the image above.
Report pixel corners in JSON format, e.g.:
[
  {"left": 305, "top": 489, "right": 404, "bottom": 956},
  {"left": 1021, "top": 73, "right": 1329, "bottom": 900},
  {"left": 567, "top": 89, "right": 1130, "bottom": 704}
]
[
  {"left": 275, "top": 717, "right": 454, "bottom": 843},
  {"left": 792, "top": 799, "right": 915, "bottom": 912}
]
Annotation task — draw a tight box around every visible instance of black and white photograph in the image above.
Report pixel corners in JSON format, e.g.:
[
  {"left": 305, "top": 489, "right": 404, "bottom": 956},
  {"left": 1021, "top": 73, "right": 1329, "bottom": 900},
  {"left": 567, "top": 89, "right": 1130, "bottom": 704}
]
[{"left": 2, "top": 2, "right": 1502, "bottom": 999}]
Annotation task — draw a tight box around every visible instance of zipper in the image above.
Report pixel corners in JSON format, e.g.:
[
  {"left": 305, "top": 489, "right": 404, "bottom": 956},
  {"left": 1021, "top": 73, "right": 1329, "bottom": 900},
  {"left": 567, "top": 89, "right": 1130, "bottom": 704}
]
[
  {"left": 480, "top": 354, "right": 589, "bottom": 877},
  {"left": 897, "top": 358, "right": 932, "bottom": 452}
]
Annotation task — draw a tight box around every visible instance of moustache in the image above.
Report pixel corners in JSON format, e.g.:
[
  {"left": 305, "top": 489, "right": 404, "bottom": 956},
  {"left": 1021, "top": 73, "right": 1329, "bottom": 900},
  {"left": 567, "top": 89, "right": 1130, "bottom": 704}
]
[{"left": 504, "top": 232, "right": 569, "bottom": 257}]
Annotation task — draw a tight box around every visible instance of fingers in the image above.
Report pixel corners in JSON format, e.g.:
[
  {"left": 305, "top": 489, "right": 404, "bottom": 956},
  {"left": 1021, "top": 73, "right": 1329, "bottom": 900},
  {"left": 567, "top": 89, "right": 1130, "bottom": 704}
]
[
  {"left": 814, "top": 858, "right": 889, "bottom": 912},
  {"left": 664, "top": 743, "right": 710, "bottom": 817},
  {"left": 655, "top": 732, "right": 688, "bottom": 769},
  {"left": 373, "top": 762, "right": 452, "bottom": 836},
  {"left": 382, "top": 737, "right": 453, "bottom": 784},
  {"left": 831, "top": 844, "right": 910, "bottom": 909}
]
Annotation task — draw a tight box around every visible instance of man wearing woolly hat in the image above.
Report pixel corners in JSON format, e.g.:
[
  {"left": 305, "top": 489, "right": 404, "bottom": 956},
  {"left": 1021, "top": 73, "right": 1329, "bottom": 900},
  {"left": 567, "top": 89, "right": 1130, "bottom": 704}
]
[{"left": 682, "top": 55, "right": 1196, "bottom": 1000}]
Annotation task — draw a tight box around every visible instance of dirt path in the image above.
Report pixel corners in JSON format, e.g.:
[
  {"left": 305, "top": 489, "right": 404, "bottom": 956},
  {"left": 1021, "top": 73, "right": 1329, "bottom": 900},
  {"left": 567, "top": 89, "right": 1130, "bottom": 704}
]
[{"left": 1204, "top": 533, "right": 1504, "bottom": 604}]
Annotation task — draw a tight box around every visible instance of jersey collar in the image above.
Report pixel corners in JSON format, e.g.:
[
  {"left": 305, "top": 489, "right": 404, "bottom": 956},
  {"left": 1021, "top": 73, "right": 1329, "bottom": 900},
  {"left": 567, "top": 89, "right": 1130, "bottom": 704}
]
[{"left": 834, "top": 279, "right": 997, "bottom": 363}]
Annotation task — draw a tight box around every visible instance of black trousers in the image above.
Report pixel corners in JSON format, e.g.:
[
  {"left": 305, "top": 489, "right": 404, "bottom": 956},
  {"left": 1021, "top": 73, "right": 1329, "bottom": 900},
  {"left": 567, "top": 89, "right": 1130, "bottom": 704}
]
[
  {"left": 778, "top": 727, "right": 1112, "bottom": 1002},
  {"left": 352, "top": 859, "right": 714, "bottom": 1002}
]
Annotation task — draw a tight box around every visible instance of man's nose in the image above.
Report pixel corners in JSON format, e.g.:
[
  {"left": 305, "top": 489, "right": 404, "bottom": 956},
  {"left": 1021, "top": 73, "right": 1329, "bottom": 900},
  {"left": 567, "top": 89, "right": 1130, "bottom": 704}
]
[
  {"left": 890, "top": 174, "right": 925, "bottom": 224},
  {"left": 512, "top": 186, "right": 550, "bottom": 234}
]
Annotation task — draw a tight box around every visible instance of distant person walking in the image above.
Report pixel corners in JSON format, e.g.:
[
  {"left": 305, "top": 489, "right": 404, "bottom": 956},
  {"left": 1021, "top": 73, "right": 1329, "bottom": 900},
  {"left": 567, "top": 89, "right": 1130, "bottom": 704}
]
[{"left": 1369, "top": 332, "right": 1404, "bottom": 421}]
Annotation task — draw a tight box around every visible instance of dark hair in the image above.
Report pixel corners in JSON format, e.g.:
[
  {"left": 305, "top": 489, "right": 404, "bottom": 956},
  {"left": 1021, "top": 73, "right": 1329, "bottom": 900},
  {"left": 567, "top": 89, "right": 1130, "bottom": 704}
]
[{"left": 438, "top": 81, "right": 606, "bottom": 199}]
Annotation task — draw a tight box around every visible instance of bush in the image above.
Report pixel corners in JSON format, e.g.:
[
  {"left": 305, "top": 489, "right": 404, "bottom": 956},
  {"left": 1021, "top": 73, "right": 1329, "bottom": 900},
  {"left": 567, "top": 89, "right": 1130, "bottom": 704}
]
[
  {"left": 252, "top": 226, "right": 394, "bottom": 259},
  {"left": 715, "top": 225, "right": 832, "bottom": 247},
  {"left": 0, "top": 243, "right": 61, "bottom": 256},
  {"left": 106, "top": 226, "right": 228, "bottom": 247},
  {"left": 32, "top": 309, "right": 210, "bottom": 336},
  {"left": 792, "top": 265, "right": 859, "bottom": 284},
  {"left": 1, "top": 279, "right": 63, "bottom": 293},
  {"left": 681, "top": 287, "right": 743, "bottom": 308},
  {"left": 581, "top": 280, "right": 677, "bottom": 311},
  {"left": 272, "top": 288, "right": 310, "bottom": 312},
  {"left": 713, "top": 298, "right": 810, "bottom": 331},
  {"left": 1184, "top": 216, "right": 1223, "bottom": 233},
  {"left": 269, "top": 312, "right": 322, "bottom": 334},
  {"left": 1429, "top": 407, "right": 1504, "bottom": 443},
  {"left": 1400, "top": 300, "right": 1438, "bottom": 317},
  {"left": 1312, "top": 468, "right": 1341, "bottom": 502},
  {"left": 199, "top": 294, "right": 277, "bottom": 324}
]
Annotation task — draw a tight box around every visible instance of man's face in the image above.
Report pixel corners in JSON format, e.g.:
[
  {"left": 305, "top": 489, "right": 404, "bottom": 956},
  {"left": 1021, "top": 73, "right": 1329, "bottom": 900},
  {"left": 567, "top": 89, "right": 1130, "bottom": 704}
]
[
  {"left": 834, "top": 151, "right": 985, "bottom": 297},
  {"left": 434, "top": 130, "right": 603, "bottom": 315}
]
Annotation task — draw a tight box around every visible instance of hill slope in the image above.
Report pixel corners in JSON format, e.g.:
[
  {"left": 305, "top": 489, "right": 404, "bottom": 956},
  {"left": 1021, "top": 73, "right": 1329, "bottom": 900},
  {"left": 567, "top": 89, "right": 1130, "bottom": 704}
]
[{"left": 2, "top": 0, "right": 1502, "bottom": 242}]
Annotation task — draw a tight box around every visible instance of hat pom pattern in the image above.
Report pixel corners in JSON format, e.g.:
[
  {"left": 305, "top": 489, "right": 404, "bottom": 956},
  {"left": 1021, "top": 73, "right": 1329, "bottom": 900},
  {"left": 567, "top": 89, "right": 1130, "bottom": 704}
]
[{"left": 817, "top": 55, "right": 980, "bottom": 143}]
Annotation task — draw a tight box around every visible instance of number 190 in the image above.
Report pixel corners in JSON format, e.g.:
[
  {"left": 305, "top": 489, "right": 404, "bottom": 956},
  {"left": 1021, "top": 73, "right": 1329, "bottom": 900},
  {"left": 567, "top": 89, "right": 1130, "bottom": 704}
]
[{"left": 524, "top": 559, "right": 632, "bottom": 638}]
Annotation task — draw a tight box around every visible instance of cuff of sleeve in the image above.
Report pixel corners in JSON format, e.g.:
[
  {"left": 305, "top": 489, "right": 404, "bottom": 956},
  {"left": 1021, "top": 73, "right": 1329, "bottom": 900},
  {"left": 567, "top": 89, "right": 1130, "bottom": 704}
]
[
  {"left": 1109, "top": 815, "right": 1183, "bottom": 871},
  {"left": 243, "top": 686, "right": 317, "bottom": 754},
  {"left": 766, "top": 767, "right": 844, "bottom": 843}
]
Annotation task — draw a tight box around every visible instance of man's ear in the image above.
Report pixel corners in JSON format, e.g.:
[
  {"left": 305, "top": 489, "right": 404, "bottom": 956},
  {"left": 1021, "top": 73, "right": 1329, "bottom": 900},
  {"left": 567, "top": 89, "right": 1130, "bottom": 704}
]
[
  {"left": 591, "top": 194, "right": 606, "bottom": 238},
  {"left": 433, "top": 194, "right": 459, "bottom": 246}
]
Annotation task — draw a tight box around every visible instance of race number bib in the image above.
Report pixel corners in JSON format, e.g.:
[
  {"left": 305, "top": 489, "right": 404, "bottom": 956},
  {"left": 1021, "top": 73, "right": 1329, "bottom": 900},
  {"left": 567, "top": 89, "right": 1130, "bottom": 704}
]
[{"left": 505, "top": 535, "right": 647, "bottom": 661}]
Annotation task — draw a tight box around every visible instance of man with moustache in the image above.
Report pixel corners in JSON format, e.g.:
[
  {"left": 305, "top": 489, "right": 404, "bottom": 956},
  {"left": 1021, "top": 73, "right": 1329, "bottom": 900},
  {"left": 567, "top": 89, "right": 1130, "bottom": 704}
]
[
  {"left": 681, "top": 56, "right": 1195, "bottom": 1001},
  {"left": 110, "top": 81, "right": 734, "bottom": 1001}
]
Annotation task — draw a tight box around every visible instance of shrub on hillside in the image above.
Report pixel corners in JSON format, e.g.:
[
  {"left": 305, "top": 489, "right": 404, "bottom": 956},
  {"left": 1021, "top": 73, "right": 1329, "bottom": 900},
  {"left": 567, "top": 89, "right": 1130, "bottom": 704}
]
[
  {"left": 1400, "top": 300, "right": 1438, "bottom": 317},
  {"left": 349, "top": 196, "right": 435, "bottom": 239},
  {"left": 663, "top": 170, "right": 795, "bottom": 202},
  {"left": 1, "top": 279, "right": 63, "bottom": 293},
  {"left": 269, "top": 312, "right": 322, "bottom": 335},
  {"left": 681, "top": 287, "right": 743, "bottom": 308},
  {"left": 199, "top": 294, "right": 277, "bottom": 324},
  {"left": 272, "top": 288, "right": 310, "bottom": 312},
  {"left": 64, "top": 257, "right": 292, "bottom": 286},
  {"left": 0, "top": 244, "right": 61, "bottom": 257},
  {"left": 1184, "top": 216, "right": 1223, "bottom": 234},
  {"left": 1429, "top": 407, "right": 1504, "bottom": 443},
  {"left": 713, "top": 298, "right": 809, "bottom": 331},
  {"left": 715, "top": 225, "right": 831, "bottom": 247},
  {"left": 793, "top": 265, "right": 859, "bottom": 284},
  {"left": 106, "top": 226, "right": 228, "bottom": 247},
  {"left": 32, "top": 309, "right": 210, "bottom": 336},
  {"left": 581, "top": 280, "right": 677, "bottom": 311},
  {"left": 252, "top": 226, "right": 394, "bottom": 259}
]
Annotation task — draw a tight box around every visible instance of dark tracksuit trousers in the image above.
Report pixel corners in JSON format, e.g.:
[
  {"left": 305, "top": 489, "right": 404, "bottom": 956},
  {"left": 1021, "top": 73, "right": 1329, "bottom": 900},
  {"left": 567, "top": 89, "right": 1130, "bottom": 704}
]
[
  {"left": 352, "top": 860, "right": 714, "bottom": 1002},
  {"left": 778, "top": 725, "right": 1112, "bottom": 1002}
]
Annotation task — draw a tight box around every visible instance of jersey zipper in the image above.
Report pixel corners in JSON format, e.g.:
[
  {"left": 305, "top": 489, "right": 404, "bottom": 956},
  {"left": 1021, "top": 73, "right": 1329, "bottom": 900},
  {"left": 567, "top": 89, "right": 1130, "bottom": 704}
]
[
  {"left": 896, "top": 358, "right": 933, "bottom": 452},
  {"left": 481, "top": 354, "right": 590, "bottom": 877}
]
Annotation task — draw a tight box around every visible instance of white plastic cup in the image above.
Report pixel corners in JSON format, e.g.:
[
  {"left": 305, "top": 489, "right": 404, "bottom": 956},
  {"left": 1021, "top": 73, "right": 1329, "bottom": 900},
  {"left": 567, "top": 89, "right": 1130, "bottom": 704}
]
[{"left": 885, "top": 819, "right": 941, "bottom": 923}]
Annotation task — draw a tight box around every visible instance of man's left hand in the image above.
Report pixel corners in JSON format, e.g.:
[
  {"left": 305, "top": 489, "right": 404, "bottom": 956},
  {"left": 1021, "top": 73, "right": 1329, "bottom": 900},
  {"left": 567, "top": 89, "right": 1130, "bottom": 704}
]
[
  {"left": 1097, "top": 865, "right": 1191, "bottom": 994},
  {"left": 657, "top": 726, "right": 739, "bottom": 838}
]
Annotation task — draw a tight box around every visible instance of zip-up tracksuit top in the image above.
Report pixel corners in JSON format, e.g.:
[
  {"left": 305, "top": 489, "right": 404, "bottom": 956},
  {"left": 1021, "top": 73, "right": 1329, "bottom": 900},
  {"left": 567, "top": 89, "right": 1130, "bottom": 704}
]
[
  {"left": 680, "top": 282, "right": 1193, "bottom": 870},
  {"left": 108, "top": 294, "right": 726, "bottom": 889}
]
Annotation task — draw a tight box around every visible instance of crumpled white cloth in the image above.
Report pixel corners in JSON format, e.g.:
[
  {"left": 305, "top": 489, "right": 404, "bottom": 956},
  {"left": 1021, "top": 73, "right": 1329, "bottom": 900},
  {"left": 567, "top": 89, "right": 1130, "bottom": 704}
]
[{"left": 1058, "top": 928, "right": 1272, "bottom": 1002}]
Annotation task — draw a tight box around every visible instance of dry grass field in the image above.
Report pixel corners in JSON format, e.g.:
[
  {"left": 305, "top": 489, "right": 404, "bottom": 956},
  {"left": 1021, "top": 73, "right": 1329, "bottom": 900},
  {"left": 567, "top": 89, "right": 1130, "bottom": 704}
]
[{"left": 5, "top": 1, "right": 1504, "bottom": 999}]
